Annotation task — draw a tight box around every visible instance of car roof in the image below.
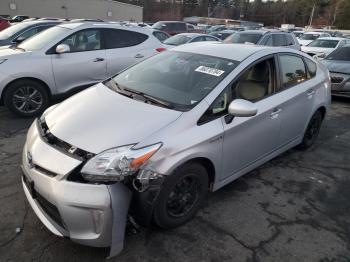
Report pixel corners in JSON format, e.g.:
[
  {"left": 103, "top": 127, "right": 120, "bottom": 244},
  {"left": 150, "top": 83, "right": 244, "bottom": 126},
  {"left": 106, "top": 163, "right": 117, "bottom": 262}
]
[
  {"left": 317, "top": 37, "right": 346, "bottom": 41},
  {"left": 20, "top": 20, "right": 60, "bottom": 26},
  {"left": 304, "top": 31, "right": 326, "bottom": 35},
  {"left": 176, "top": 33, "right": 203, "bottom": 37},
  {"left": 237, "top": 30, "right": 267, "bottom": 35},
  {"left": 59, "top": 22, "right": 156, "bottom": 35},
  {"left": 155, "top": 21, "right": 186, "bottom": 24},
  {"left": 172, "top": 42, "right": 275, "bottom": 61}
]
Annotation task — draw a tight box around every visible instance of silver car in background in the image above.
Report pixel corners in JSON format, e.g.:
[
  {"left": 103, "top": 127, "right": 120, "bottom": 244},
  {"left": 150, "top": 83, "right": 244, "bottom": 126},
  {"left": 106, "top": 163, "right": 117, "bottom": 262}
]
[
  {"left": 22, "top": 43, "right": 331, "bottom": 257},
  {"left": 0, "top": 22, "right": 166, "bottom": 116},
  {"left": 224, "top": 30, "right": 301, "bottom": 50},
  {"left": 162, "top": 33, "right": 220, "bottom": 48},
  {"left": 321, "top": 45, "right": 350, "bottom": 97}
]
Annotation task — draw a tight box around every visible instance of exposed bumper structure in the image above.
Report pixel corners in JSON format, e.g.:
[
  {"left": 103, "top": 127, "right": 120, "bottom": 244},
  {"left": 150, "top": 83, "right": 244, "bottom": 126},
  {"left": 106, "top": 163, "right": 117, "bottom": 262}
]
[{"left": 22, "top": 120, "right": 132, "bottom": 257}]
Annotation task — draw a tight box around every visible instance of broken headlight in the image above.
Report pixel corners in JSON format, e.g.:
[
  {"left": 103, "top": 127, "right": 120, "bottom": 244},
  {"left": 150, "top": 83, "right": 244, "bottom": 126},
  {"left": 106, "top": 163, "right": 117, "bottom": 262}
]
[{"left": 81, "top": 143, "right": 162, "bottom": 183}]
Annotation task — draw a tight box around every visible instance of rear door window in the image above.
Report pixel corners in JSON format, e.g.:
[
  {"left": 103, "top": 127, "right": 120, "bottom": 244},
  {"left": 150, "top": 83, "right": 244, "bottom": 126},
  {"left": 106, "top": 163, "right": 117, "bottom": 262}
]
[
  {"left": 104, "top": 28, "right": 148, "bottom": 48},
  {"left": 262, "top": 35, "right": 273, "bottom": 46},
  {"left": 205, "top": 36, "right": 219, "bottom": 41},
  {"left": 273, "top": 34, "right": 287, "bottom": 46},
  {"left": 191, "top": 36, "right": 205, "bottom": 42},
  {"left": 279, "top": 55, "right": 307, "bottom": 88}
]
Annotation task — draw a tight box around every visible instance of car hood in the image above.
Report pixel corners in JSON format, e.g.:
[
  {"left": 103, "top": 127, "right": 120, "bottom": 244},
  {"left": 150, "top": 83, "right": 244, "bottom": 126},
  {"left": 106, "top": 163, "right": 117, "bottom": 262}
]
[
  {"left": 0, "top": 47, "right": 30, "bottom": 59},
  {"left": 0, "top": 39, "right": 11, "bottom": 47},
  {"left": 320, "top": 60, "right": 350, "bottom": 75},
  {"left": 301, "top": 46, "right": 333, "bottom": 54},
  {"left": 298, "top": 40, "right": 313, "bottom": 46},
  {"left": 44, "top": 83, "right": 183, "bottom": 154}
]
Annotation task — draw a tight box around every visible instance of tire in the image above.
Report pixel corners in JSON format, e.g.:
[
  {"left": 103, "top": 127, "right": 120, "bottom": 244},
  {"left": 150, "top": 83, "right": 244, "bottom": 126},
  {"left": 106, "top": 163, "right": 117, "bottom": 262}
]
[
  {"left": 153, "top": 162, "right": 209, "bottom": 229},
  {"left": 3, "top": 79, "right": 50, "bottom": 117},
  {"left": 299, "top": 110, "right": 323, "bottom": 150}
]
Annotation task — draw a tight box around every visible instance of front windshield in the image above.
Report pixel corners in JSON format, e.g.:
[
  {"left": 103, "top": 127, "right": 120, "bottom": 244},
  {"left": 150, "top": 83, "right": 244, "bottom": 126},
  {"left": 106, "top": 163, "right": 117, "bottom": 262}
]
[
  {"left": 326, "top": 46, "right": 350, "bottom": 61},
  {"left": 164, "top": 35, "right": 192, "bottom": 46},
  {"left": 224, "top": 33, "right": 262, "bottom": 44},
  {"left": 111, "top": 51, "right": 238, "bottom": 109},
  {"left": 308, "top": 39, "right": 339, "bottom": 48},
  {"left": 18, "top": 26, "right": 70, "bottom": 51},
  {"left": 0, "top": 23, "right": 31, "bottom": 40},
  {"left": 300, "top": 34, "right": 319, "bottom": 40}
]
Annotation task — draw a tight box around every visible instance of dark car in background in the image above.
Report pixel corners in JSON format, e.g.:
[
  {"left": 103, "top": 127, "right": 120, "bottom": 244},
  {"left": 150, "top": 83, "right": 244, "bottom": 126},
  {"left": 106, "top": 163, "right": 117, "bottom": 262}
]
[
  {"left": 0, "top": 17, "right": 11, "bottom": 31},
  {"left": 9, "top": 15, "right": 30, "bottom": 23},
  {"left": 0, "top": 20, "right": 60, "bottom": 47},
  {"left": 152, "top": 21, "right": 188, "bottom": 36},
  {"left": 321, "top": 45, "right": 350, "bottom": 98},
  {"left": 224, "top": 30, "right": 300, "bottom": 50}
]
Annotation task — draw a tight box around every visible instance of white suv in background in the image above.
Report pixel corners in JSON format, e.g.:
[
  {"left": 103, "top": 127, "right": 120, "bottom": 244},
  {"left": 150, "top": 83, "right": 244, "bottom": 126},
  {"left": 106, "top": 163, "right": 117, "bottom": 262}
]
[{"left": 0, "top": 22, "right": 167, "bottom": 116}]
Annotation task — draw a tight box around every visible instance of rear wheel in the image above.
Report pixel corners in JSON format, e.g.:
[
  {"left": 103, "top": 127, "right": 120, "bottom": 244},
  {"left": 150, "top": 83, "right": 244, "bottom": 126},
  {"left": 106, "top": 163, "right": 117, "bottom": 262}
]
[
  {"left": 4, "top": 79, "right": 49, "bottom": 117},
  {"left": 153, "top": 163, "right": 208, "bottom": 229},
  {"left": 299, "top": 110, "right": 323, "bottom": 150}
]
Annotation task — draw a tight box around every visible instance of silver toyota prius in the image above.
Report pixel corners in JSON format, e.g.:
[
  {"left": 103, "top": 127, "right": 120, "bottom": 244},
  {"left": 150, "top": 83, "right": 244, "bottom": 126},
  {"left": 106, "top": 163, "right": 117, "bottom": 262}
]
[{"left": 21, "top": 43, "right": 331, "bottom": 257}]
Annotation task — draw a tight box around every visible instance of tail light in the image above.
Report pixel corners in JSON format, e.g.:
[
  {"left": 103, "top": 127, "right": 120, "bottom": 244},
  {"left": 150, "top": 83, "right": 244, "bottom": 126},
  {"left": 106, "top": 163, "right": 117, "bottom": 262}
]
[{"left": 156, "top": 47, "right": 167, "bottom": 53}]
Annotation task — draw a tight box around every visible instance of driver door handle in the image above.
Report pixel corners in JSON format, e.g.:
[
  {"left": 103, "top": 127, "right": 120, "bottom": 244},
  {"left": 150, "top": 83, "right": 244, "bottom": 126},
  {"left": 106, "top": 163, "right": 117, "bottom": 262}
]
[
  {"left": 270, "top": 108, "right": 282, "bottom": 119},
  {"left": 93, "top": 57, "right": 105, "bottom": 62},
  {"left": 134, "top": 54, "right": 144, "bottom": 59}
]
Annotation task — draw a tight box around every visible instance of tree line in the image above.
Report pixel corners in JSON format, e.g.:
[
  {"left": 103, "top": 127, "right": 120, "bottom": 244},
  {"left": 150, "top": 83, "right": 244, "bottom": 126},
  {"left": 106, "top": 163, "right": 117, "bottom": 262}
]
[{"left": 117, "top": 0, "right": 350, "bottom": 29}]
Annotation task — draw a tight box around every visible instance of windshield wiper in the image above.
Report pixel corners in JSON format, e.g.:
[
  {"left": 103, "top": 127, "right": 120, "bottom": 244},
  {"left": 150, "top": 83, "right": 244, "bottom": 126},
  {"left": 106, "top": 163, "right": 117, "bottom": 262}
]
[{"left": 123, "top": 87, "right": 174, "bottom": 109}]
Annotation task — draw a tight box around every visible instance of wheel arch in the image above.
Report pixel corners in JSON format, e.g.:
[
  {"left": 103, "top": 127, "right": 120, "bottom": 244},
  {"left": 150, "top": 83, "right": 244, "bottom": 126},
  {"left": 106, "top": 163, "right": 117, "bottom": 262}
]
[
  {"left": 317, "top": 105, "right": 326, "bottom": 120},
  {"left": 1, "top": 77, "right": 51, "bottom": 104},
  {"left": 173, "top": 157, "right": 216, "bottom": 191}
]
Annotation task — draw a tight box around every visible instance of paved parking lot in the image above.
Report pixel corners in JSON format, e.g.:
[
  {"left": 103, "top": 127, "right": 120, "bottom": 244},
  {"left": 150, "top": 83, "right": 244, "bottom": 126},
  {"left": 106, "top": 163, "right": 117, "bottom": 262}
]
[{"left": 0, "top": 98, "right": 350, "bottom": 262}]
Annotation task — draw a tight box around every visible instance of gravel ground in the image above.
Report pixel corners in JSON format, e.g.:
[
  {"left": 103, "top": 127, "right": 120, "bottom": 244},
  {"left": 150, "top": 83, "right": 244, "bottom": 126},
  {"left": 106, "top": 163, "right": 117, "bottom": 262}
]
[{"left": 0, "top": 98, "right": 349, "bottom": 262}]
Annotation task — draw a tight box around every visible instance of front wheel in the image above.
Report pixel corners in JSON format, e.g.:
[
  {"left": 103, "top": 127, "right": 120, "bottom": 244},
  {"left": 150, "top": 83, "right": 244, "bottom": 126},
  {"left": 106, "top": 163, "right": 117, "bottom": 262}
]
[
  {"left": 299, "top": 110, "right": 323, "bottom": 150},
  {"left": 4, "top": 79, "right": 50, "bottom": 117},
  {"left": 153, "top": 163, "right": 209, "bottom": 229}
]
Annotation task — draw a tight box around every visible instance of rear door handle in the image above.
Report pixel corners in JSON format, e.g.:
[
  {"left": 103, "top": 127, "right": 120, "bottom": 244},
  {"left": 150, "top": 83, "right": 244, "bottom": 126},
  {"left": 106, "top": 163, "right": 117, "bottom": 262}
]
[
  {"left": 270, "top": 108, "right": 282, "bottom": 119},
  {"left": 134, "top": 54, "right": 144, "bottom": 59},
  {"left": 93, "top": 57, "right": 105, "bottom": 62},
  {"left": 306, "top": 89, "right": 316, "bottom": 97}
]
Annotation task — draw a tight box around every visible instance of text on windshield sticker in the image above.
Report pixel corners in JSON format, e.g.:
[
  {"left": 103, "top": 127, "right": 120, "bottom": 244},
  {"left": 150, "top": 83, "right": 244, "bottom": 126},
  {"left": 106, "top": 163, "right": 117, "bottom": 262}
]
[{"left": 195, "top": 66, "right": 225, "bottom": 77}]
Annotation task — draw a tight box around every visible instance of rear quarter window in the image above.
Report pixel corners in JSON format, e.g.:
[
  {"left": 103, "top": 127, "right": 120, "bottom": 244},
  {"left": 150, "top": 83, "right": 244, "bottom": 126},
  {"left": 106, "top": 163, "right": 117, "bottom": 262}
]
[
  {"left": 304, "top": 58, "right": 317, "bottom": 78},
  {"left": 152, "top": 31, "right": 169, "bottom": 42},
  {"left": 104, "top": 28, "right": 148, "bottom": 48}
]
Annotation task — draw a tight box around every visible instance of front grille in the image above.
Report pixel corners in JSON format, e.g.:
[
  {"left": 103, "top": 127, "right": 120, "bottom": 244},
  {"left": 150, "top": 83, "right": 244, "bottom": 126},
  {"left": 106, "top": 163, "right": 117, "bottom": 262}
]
[
  {"left": 37, "top": 119, "right": 94, "bottom": 161},
  {"left": 331, "top": 76, "right": 344, "bottom": 84},
  {"left": 36, "top": 191, "right": 66, "bottom": 230}
]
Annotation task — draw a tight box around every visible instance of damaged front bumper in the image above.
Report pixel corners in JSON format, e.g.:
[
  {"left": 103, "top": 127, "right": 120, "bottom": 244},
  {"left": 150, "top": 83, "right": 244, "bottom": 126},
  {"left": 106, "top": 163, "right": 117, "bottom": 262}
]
[{"left": 21, "top": 120, "right": 160, "bottom": 257}]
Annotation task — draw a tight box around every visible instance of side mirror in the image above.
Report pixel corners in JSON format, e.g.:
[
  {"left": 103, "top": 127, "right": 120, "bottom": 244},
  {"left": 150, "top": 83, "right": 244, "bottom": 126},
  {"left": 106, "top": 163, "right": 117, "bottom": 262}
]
[
  {"left": 228, "top": 99, "right": 258, "bottom": 117},
  {"left": 14, "top": 36, "right": 26, "bottom": 43},
  {"left": 56, "top": 44, "right": 70, "bottom": 54}
]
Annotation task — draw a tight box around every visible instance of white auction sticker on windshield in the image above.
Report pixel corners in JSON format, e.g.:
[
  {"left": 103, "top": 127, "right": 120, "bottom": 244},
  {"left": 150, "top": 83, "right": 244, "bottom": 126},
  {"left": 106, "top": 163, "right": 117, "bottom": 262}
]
[{"left": 195, "top": 66, "right": 225, "bottom": 77}]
